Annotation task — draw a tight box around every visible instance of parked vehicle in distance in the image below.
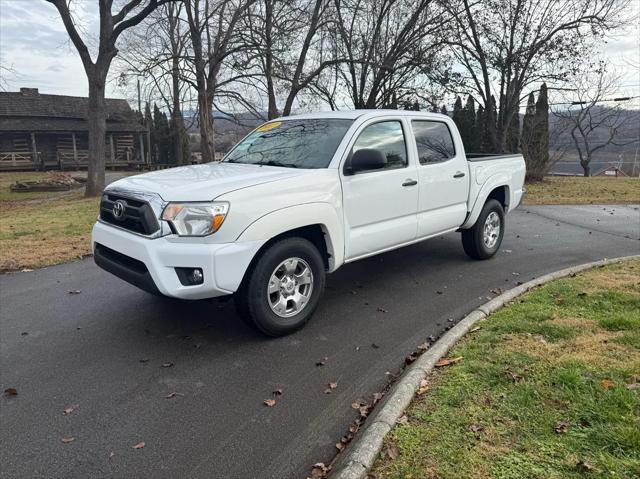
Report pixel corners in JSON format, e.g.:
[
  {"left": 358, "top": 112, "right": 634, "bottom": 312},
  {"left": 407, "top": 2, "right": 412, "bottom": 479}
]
[{"left": 92, "top": 110, "right": 526, "bottom": 336}]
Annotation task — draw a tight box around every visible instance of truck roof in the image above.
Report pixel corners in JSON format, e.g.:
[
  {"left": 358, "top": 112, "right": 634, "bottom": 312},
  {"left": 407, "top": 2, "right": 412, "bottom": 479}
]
[{"left": 283, "top": 109, "right": 450, "bottom": 121}]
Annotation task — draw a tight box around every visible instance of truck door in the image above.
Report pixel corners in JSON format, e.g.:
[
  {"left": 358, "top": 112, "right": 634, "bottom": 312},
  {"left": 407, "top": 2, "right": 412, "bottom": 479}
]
[
  {"left": 410, "top": 119, "right": 469, "bottom": 237},
  {"left": 341, "top": 119, "right": 419, "bottom": 260}
]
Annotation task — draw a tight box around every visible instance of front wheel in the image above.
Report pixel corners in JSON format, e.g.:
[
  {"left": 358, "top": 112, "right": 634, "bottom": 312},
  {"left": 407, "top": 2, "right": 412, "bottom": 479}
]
[
  {"left": 235, "top": 237, "right": 326, "bottom": 336},
  {"left": 461, "top": 199, "right": 505, "bottom": 260}
]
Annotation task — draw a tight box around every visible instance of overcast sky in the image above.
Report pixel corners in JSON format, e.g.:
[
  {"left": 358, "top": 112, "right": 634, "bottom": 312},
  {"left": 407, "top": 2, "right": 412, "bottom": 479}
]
[{"left": 1, "top": 0, "right": 638, "bottom": 109}]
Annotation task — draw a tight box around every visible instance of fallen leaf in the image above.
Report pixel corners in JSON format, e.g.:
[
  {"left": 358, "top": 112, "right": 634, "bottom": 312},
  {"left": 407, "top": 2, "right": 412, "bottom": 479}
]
[
  {"left": 435, "top": 290, "right": 443, "bottom": 295},
  {"left": 601, "top": 379, "right": 614, "bottom": 390},
  {"left": 328, "top": 382, "right": 338, "bottom": 390},
  {"left": 63, "top": 405, "right": 77, "bottom": 415},
  {"left": 109, "top": 451, "right": 115, "bottom": 459},
  {"left": 67, "top": 290, "right": 81, "bottom": 295},
  {"left": 417, "top": 342, "right": 429, "bottom": 351},
  {"left": 435, "top": 356, "right": 463, "bottom": 367},
  {"left": 272, "top": 388, "right": 283, "bottom": 396},
  {"left": 626, "top": 383, "right": 638, "bottom": 390},
  {"left": 61, "top": 437, "right": 75, "bottom": 444},
  {"left": 554, "top": 421, "right": 568, "bottom": 434},
  {"left": 263, "top": 399, "right": 276, "bottom": 407},
  {"left": 490, "top": 288, "right": 504, "bottom": 295},
  {"left": 3, "top": 388, "right": 17, "bottom": 396},
  {"left": 396, "top": 415, "right": 408, "bottom": 424},
  {"left": 310, "top": 463, "right": 329, "bottom": 479},
  {"left": 21, "top": 268, "right": 33, "bottom": 272},
  {"left": 553, "top": 297, "right": 563, "bottom": 305},
  {"left": 469, "top": 424, "right": 484, "bottom": 433},
  {"left": 21, "top": 332, "right": 28, "bottom": 336},
  {"left": 417, "top": 379, "right": 429, "bottom": 395},
  {"left": 335, "top": 442, "right": 345, "bottom": 451},
  {"left": 372, "top": 392, "right": 383, "bottom": 405},
  {"left": 579, "top": 418, "right": 591, "bottom": 428},
  {"left": 351, "top": 401, "right": 362, "bottom": 409},
  {"left": 385, "top": 445, "right": 400, "bottom": 460},
  {"left": 576, "top": 460, "right": 594, "bottom": 472},
  {"left": 371, "top": 343, "right": 380, "bottom": 349},
  {"left": 506, "top": 370, "right": 523, "bottom": 383},
  {"left": 165, "top": 392, "right": 184, "bottom": 399},
  {"left": 469, "top": 326, "right": 481, "bottom": 333},
  {"left": 133, "top": 441, "right": 145, "bottom": 449},
  {"left": 405, "top": 352, "right": 418, "bottom": 365},
  {"left": 161, "top": 362, "right": 174, "bottom": 368},
  {"left": 315, "top": 357, "right": 328, "bottom": 367},
  {"left": 376, "top": 307, "right": 388, "bottom": 313}
]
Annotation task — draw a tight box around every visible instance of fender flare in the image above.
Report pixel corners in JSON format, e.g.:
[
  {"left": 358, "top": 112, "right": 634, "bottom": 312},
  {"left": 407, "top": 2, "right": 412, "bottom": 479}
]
[
  {"left": 235, "top": 202, "right": 345, "bottom": 271},
  {"left": 461, "top": 175, "right": 511, "bottom": 229}
]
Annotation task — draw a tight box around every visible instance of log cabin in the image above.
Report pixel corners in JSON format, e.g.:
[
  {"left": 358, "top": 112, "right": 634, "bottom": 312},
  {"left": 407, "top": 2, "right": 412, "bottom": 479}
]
[{"left": 0, "top": 88, "right": 146, "bottom": 171}]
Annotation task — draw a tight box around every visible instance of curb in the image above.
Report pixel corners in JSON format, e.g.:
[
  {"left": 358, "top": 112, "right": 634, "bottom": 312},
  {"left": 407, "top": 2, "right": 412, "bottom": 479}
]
[{"left": 330, "top": 255, "right": 640, "bottom": 479}]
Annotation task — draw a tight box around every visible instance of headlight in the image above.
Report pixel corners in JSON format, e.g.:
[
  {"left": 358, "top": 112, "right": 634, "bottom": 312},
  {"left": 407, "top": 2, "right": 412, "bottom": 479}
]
[{"left": 161, "top": 202, "right": 229, "bottom": 236}]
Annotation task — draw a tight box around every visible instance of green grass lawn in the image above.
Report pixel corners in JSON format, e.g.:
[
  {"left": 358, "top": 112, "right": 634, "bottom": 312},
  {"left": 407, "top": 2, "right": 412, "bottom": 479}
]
[
  {"left": 371, "top": 260, "right": 640, "bottom": 479},
  {"left": 524, "top": 177, "right": 639, "bottom": 205}
]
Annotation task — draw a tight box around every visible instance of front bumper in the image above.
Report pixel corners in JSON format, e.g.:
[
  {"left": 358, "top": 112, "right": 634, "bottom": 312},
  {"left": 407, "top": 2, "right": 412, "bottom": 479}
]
[{"left": 92, "top": 221, "right": 264, "bottom": 300}]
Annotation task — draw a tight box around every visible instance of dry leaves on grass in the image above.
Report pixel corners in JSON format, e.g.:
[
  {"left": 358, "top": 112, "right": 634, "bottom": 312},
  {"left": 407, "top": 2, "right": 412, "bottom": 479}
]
[
  {"left": 554, "top": 421, "right": 569, "bottom": 434},
  {"left": 601, "top": 379, "right": 614, "bottom": 390},
  {"left": 417, "top": 379, "right": 429, "bottom": 395},
  {"left": 385, "top": 444, "right": 400, "bottom": 460},
  {"left": 434, "top": 356, "right": 463, "bottom": 367}
]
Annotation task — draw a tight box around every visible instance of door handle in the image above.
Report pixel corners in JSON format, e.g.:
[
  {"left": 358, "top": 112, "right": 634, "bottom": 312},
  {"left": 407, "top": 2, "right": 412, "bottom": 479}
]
[
  {"left": 402, "top": 179, "right": 418, "bottom": 187},
  {"left": 453, "top": 171, "right": 466, "bottom": 178}
]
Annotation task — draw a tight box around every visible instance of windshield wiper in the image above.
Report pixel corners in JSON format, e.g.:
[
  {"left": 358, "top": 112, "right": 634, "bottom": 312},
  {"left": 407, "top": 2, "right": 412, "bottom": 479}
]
[{"left": 259, "top": 160, "right": 299, "bottom": 168}]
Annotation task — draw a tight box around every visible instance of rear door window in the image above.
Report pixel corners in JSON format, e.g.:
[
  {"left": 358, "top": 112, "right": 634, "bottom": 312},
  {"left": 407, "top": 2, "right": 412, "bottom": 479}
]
[{"left": 411, "top": 121, "right": 455, "bottom": 165}]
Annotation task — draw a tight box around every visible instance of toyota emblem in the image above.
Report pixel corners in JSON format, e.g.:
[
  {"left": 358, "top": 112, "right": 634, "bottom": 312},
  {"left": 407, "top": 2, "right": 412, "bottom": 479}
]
[{"left": 112, "top": 200, "right": 126, "bottom": 220}]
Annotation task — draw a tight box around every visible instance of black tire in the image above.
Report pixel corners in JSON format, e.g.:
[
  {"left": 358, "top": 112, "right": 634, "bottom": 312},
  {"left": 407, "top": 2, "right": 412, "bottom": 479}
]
[
  {"left": 234, "top": 237, "right": 326, "bottom": 337},
  {"left": 461, "top": 199, "right": 505, "bottom": 260}
]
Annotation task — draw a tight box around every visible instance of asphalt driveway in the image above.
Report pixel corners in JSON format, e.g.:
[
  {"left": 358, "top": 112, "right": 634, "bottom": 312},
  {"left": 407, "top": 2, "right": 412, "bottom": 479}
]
[{"left": 1, "top": 204, "right": 638, "bottom": 479}]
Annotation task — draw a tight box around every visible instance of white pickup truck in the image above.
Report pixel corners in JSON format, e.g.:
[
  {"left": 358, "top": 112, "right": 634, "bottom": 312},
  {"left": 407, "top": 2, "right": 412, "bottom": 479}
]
[{"left": 93, "top": 110, "right": 525, "bottom": 335}]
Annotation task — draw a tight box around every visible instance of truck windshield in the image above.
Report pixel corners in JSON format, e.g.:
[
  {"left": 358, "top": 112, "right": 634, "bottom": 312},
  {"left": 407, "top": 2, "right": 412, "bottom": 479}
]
[{"left": 224, "top": 119, "right": 353, "bottom": 169}]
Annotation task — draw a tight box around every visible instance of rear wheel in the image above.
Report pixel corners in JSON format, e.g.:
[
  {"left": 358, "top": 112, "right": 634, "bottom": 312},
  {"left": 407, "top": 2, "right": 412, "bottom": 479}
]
[
  {"left": 461, "top": 199, "right": 505, "bottom": 260},
  {"left": 234, "top": 237, "right": 326, "bottom": 336}
]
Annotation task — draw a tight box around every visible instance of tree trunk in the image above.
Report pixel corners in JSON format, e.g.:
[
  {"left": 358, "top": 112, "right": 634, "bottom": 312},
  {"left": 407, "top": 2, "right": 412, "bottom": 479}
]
[
  {"left": 581, "top": 160, "right": 590, "bottom": 177},
  {"left": 264, "top": 0, "right": 278, "bottom": 119},
  {"left": 86, "top": 76, "right": 107, "bottom": 197},
  {"left": 171, "top": 56, "right": 185, "bottom": 165},
  {"left": 197, "top": 84, "right": 215, "bottom": 163}
]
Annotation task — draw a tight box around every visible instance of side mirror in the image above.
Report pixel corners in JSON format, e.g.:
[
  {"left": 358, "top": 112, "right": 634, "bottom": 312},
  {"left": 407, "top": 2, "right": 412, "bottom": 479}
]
[{"left": 348, "top": 148, "right": 387, "bottom": 174}]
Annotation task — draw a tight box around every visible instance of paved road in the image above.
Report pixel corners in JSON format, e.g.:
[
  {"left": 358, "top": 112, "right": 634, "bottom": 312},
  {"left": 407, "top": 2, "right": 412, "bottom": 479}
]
[{"left": 1, "top": 205, "right": 638, "bottom": 479}]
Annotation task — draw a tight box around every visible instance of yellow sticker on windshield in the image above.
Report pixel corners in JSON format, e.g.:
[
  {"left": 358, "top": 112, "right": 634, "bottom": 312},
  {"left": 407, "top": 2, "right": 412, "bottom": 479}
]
[{"left": 256, "top": 121, "right": 282, "bottom": 132}]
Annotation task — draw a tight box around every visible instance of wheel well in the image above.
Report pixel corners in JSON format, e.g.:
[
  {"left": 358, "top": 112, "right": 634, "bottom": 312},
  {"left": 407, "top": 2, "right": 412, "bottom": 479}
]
[
  {"left": 487, "top": 186, "right": 509, "bottom": 211},
  {"left": 243, "top": 225, "right": 331, "bottom": 282}
]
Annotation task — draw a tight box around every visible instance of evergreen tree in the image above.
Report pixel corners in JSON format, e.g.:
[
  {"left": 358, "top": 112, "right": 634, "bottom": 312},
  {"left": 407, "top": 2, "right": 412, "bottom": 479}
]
[
  {"left": 440, "top": 105, "right": 448, "bottom": 116},
  {"left": 460, "top": 96, "right": 476, "bottom": 150},
  {"left": 482, "top": 95, "right": 498, "bottom": 153},
  {"left": 152, "top": 104, "right": 171, "bottom": 164},
  {"left": 474, "top": 105, "right": 485, "bottom": 153},
  {"left": 533, "top": 83, "right": 550, "bottom": 177},
  {"left": 452, "top": 95, "right": 464, "bottom": 135},
  {"left": 520, "top": 92, "right": 536, "bottom": 174},
  {"left": 506, "top": 112, "right": 520, "bottom": 153}
]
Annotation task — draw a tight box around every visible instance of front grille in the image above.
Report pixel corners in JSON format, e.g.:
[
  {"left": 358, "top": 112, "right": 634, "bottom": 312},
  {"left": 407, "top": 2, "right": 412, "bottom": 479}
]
[{"left": 100, "top": 193, "right": 160, "bottom": 235}]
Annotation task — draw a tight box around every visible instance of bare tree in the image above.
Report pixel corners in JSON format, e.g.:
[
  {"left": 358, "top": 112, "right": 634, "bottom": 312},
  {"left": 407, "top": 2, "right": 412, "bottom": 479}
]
[
  {"left": 184, "top": 0, "right": 255, "bottom": 163},
  {"left": 444, "top": 0, "right": 630, "bottom": 153},
  {"left": 553, "top": 63, "right": 636, "bottom": 176},
  {"left": 332, "top": 0, "right": 450, "bottom": 109},
  {"left": 46, "top": 0, "right": 174, "bottom": 196},
  {"left": 116, "top": 3, "right": 192, "bottom": 165}
]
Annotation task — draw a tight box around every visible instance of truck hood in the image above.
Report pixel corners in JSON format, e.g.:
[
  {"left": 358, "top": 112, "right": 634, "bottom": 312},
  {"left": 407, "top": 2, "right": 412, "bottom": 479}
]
[{"left": 106, "top": 162, "right": 310, "bottom": 201}]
